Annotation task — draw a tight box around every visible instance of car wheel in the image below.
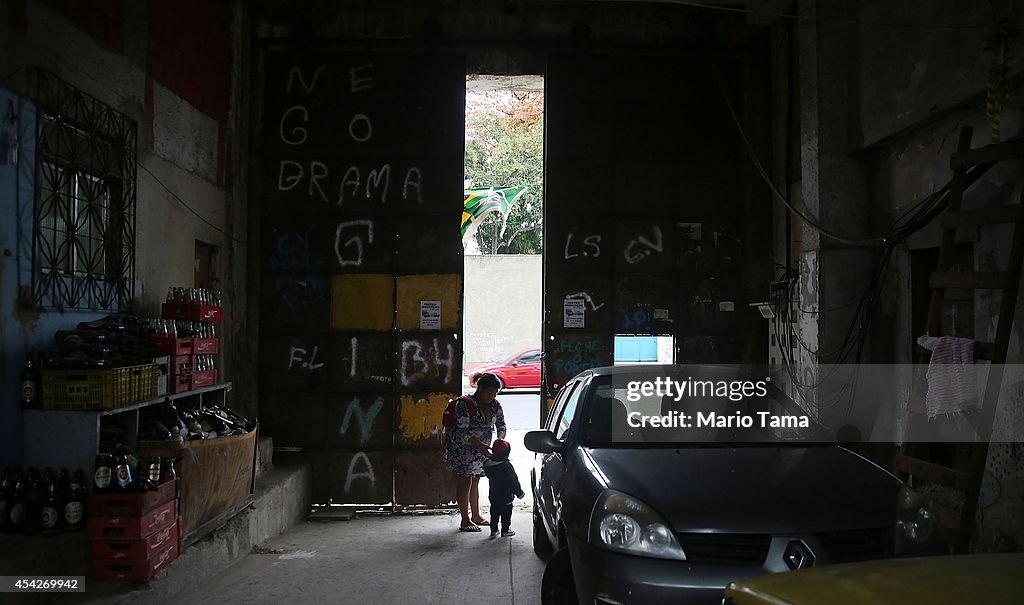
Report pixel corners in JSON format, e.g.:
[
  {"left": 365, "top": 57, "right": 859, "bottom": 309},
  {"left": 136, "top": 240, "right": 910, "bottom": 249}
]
[
  {"left": 541, "top": 549, "right": 577, "bottom": 605},
  {"left": 495, "top": 375, "right": 506, "bottom": 390},
  {"left": 533, "top": 507, "right": 553, "bottom": 557}
]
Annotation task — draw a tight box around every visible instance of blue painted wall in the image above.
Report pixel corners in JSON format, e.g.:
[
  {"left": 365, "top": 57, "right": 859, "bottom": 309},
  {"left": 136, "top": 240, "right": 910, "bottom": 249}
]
[{"left": 0, "top": 88, "right": 104, "bottom": 468}]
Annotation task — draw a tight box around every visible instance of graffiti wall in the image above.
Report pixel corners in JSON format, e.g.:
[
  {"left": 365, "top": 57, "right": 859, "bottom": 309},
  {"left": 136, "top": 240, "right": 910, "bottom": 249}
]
[
  {"left": 542, "top": 53, "right": 770, "bottom": 402},
  {"left": 259, "top": 50, "right": 465, "bottom": 504}
]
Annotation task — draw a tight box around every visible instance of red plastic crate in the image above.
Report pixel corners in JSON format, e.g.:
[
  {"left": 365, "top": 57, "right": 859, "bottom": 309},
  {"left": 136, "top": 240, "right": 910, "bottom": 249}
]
[
  {"left": 191, "top": 370, "right": 217, "bottom": 389},
  {"left": 87, "top": 499, "right": 177, "bottom": 541},
  {"left": 193, "top": 337, "right": 218, "bottom": 354},
  {"left": 161, "top": 302, "right": 223, "bottom": 323},
  {"left": 170, "top": 355, "right": 191, "bottom": 394},
  {"left": 92, "top": 540, "right": 179, "bottom": 582},
  {"left": 149, "top": 336, "right": 195, "bottom": 356},
  {"left": 90, "top": 479, "right": 178, "bottom": 517},
  {"left": 92, "top": 519, "right": 179, "bottom": 560}
]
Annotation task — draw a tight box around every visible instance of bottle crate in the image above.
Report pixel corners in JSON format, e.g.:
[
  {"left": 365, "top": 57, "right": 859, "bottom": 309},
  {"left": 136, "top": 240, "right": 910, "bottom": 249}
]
[
  {"left": 170, "top": 355, "right": 191, "bottom": 394},
  {"left": 90, "top": 478, "right": 178, "bottom": 517},
  {"left": 92, "top": 538, "right": 178, "bottom": 581},
  {"left": 191, "top": 369, "right": 217, "bottom": 390},
  {"left": 161, "top": 302, "right": 223, "bottom": 323},
  {"left": 149, "top": 335, "right": 195, "bottom": 356},
  {"left": 193, "top": 337, "right": 218, "bottom": 354},
  {"left": 87, "top": 499, "right": 177, "bottom": 541},
  {"left": 42, "top": 364, "right": 159, "bottom": 411},
  {"left": 92, "top": 518, "right": 180, "bottom": 561}
]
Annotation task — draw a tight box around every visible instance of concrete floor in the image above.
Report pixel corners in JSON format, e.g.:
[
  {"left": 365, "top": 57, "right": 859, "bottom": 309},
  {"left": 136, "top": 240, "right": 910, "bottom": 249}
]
[
  {"left": 174, "top": 512, "right": 546, "bottom": 605},
  {"left": 171, "top": 390, "right": 548, "bottom": 605}
]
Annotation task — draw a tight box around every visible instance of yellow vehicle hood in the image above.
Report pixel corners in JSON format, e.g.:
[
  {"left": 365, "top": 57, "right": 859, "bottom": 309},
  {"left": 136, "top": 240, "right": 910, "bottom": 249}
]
[{"left": 725, "top": 554, "right": 1024, "bottom": 605}]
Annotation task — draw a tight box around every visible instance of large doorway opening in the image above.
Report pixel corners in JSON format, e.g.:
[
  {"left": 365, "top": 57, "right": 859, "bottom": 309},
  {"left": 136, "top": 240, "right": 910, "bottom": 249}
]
[{"left": 461, "top": 74, "right": 545, "bottom": 507}]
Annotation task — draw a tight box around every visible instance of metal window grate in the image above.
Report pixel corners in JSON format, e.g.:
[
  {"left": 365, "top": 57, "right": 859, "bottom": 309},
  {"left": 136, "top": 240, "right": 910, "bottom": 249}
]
[{"left": 22, "top": 68, "right": 137, "bottom": 311}]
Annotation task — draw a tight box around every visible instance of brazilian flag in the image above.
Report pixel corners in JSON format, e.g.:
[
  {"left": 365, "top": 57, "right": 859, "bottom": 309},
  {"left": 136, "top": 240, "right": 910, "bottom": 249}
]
[{"left": 461, "top": 185, "right": 528, "bottom": 248}]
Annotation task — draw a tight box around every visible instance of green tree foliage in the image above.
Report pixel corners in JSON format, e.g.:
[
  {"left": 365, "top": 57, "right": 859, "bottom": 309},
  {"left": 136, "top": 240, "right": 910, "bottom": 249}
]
[{"left": 465, "top": 91, "right": 544, "bottom": 254}]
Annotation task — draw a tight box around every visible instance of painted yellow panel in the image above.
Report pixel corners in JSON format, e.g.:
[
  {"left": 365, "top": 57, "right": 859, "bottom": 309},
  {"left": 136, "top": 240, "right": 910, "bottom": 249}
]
[
  {"left": 395, "top": 274, "right": 462, "bottom": 330},
  {"left": 398, "top": 392, "right": 454, "bottom": 444},
  {"left": 330, "top": 274, "right": 394, "bottom": 331}
]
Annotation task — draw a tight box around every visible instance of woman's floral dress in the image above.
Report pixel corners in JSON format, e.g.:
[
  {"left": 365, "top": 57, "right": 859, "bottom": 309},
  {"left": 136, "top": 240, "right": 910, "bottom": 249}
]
[{"left": 443, "top": 395, "right": 507, "bottom": 477}]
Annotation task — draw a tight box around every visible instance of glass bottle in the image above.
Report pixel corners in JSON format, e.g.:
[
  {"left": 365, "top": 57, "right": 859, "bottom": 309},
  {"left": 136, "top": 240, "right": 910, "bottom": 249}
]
[
  {"left": 8, "top": 474, "right": 27, "bottom": 531},
  {"left": 21, "top": 355, "right": 40, "bottom": 409},
  {"left": 93, "top": 454, "right": 113, "bottom": 493},
  {"left": 40, "top": 479, "right": 62, "bottom": 537},
  {"left": 0, "top": 470, "right": 12, "bottom": 533},
  {"left": 160, "top": 459, "right": 177, "bottom": 484},
  {"left": 63, "top": 470, "right": 86, "bottom": 531},
  {"left": 114, "top": 454, "right": 132, "bottom": 492}
]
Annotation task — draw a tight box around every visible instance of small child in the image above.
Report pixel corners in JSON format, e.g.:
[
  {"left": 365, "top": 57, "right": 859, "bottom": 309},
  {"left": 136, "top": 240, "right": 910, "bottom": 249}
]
[{"left": 483, "top": 438, "right": 525, "bottom": 537}]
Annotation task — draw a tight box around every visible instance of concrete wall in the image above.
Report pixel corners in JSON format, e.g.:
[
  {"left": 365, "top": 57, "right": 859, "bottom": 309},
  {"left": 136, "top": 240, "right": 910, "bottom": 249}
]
[
  {"left": 0, "top": 0, "right": 251, "bottom": 467},
  {"left": 464, "top": 254, "right": 541, "bottom": 367},
  {"left": 768, "top": 0, "right": 1024, "bottom": 550}
]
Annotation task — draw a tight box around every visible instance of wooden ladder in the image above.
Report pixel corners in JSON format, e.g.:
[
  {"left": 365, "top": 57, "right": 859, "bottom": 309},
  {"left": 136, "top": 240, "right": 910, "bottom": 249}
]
[{"left": 894, "top": 126, "right": 1024, "bottom": 553}]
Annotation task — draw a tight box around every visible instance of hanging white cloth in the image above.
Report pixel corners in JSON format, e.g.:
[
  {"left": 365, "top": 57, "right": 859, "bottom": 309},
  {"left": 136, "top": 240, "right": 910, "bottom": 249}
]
[{"left": 921, "top": 335, "right": 977, "bottom": 419}]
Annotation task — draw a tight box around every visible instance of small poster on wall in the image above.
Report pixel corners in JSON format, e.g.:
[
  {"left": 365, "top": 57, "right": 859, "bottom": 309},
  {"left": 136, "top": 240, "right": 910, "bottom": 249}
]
[
  {"left": 564, "top": 298, "right": 585, "bottom": 328},
  {"left": 420, "top": 300, "right": 441, "bottom": 330}
]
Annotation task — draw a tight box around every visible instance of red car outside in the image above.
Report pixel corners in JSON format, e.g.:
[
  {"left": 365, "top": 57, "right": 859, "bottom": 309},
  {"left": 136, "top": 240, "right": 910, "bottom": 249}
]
[{"left": 469, "top": 348, "right": 542, "bottom": 389}]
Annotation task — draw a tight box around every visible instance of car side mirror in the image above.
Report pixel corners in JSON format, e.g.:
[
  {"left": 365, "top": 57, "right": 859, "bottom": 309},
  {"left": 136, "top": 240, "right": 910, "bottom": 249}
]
[
  {"left": 510, "top": 361, "right": 519, "bottom": 366},
  {"left": 524, "top": 430, "right": 562, "bottom": 454}
]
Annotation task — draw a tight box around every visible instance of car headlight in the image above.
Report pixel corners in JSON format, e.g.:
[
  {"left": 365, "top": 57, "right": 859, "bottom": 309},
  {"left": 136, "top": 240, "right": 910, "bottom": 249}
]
[
  {"left": 895, "top": 485, "right": 934, "bottom": 543},
  {"left": 588, "top": 489, "right": 686, "bottom": 560}
]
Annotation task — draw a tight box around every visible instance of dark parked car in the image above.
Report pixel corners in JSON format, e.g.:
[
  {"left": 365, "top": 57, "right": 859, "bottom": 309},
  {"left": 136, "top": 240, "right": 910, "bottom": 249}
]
[
  {"left": 525, "top": 365, "right": 931, "bottom": 605},
  {"left": 469, "top": 347, "right": 541, "bottom": 389}
]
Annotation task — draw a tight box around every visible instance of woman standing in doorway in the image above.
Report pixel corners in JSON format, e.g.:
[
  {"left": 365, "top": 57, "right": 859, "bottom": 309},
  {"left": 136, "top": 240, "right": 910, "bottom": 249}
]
[{"left": 443, "top": 373, "right": 507, "bottom": 532}]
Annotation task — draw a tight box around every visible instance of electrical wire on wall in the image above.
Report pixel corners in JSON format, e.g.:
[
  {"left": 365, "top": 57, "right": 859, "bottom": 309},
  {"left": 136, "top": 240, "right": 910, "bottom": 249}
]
[
  {"left": 710, "top": 46, "right": 1017, "bottom": 418},
  {"left": 138, "top": 164, "right": 245, "bottom": 244}
]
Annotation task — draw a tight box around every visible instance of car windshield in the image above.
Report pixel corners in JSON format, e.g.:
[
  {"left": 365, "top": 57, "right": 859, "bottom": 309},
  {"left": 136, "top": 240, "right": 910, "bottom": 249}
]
[{"left": 581, "top": 367, "right": 833, "bottom": 447}]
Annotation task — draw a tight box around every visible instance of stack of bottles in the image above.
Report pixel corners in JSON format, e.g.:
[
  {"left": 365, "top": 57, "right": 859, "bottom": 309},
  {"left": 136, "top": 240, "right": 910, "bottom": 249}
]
[
  {"left": 154, "top": 286, "right": 224, "bottom": 393},
  {"left": 89, "top": 445, "right": 181, "bottom": 581},
  {"left": 52, "top": 315, "right": 159, "bottom": 368},
  {"left": 0, "top": 467, "right": 89, "bottom": 536},
  {"left": 138, "top": 400, "right": 255, "bottom": 442}
]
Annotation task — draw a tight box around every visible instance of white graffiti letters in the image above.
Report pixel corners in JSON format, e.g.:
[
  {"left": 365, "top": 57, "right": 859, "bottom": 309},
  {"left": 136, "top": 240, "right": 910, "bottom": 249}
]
[
  {"left": 279, "top": 105, "right": 309, "bottom": 145},
  {"left": 348, "top": 62, "right": 375, "bottom": 92},
  {"left": 564, "top": 233, "right": 602, "bottom": 259},
  {"left": 400, "top": 339, "right": 455, "bottom": 386},
  {"left": 565, "top": 291, "right": 605, "bottom": 311},
  {"left": 287, "top": 345, "right": 325, "bottom": 370},
  {"left": 285, "top": 65, "right": 327, "bottom": 94},
  {"left": 344, "top": 452, "right": 376, "bottom": 493},
  {"left": 623, "top": 225, "right": 664, "bottom": 264},
  {"left": 334, "top": 220, "right": 374, "bottom": 267}
]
